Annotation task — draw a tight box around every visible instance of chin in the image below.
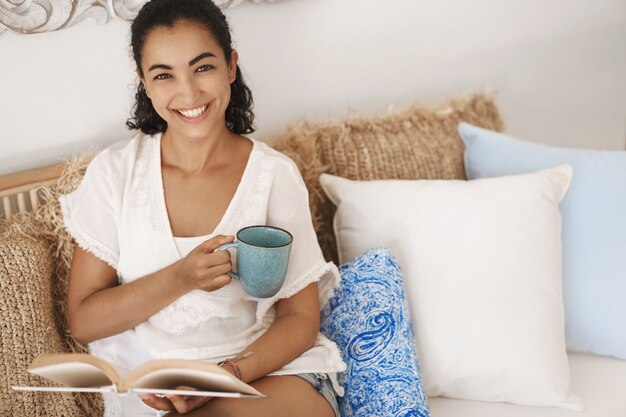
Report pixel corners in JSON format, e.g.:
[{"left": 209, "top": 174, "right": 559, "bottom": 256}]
[{"left": 173, "top": 124, "right": 219, "bottom": 142}]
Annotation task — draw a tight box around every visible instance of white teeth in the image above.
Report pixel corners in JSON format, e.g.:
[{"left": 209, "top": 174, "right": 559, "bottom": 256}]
[{"left": 177, "top": 104, "right": 208, "bottom": 118}]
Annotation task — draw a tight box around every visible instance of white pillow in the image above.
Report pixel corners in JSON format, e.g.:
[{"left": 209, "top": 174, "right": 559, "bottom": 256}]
[{"left": 319, "top": 165, "right": 583, "bottom": 410}]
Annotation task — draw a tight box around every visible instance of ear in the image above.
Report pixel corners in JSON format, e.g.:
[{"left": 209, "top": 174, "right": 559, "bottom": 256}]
[
  {"left": 229, "top": 50, "right": 239, "bottom": 84},
  {"left": 136, "top": 68, "right": 151, "bottom": 98}
]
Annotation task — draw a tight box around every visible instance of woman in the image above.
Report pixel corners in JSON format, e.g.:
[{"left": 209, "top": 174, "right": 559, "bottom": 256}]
[{"left": 60, "top": 0, "right": 345, "bottom": 415}]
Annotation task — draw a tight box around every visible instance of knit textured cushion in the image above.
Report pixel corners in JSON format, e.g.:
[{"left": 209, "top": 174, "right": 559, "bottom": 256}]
[
  {"left": 0, "top": 221, "right": 84, "bottom": 416},
  {"left": 0, "top": 153, "right": 102, "bottom": 417},
  {"left": 272, "top": 92, "right": 504, "bottom": 263}
]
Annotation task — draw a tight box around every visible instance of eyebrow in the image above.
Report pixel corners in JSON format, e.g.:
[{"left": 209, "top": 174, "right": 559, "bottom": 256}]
[{"left": 148, "top": 52, "right": 217, "bottom": 73}]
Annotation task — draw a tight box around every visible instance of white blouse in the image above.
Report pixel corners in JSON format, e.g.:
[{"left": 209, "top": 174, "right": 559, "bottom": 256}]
[{"left": 59, "top": 132, "right": 346, "bottom": 410}]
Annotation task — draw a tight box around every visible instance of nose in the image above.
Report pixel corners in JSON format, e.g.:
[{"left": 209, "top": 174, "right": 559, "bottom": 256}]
[{"left": 176, "top": 75, "right": 201, "bottom": 107}]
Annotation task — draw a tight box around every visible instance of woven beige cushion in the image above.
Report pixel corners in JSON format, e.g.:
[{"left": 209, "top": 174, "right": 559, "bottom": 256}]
[
  {"left": 0, "top": 219, "right": 86, "bottom": 416},
  {"left": 272, "top": 93, "right": 504, "bottom": 263},
  {"left": 0, "top": 153, "right": 102, "bottom": 417}
]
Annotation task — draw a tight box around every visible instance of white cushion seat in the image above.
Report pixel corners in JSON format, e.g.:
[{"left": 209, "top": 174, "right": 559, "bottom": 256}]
[{"left": 429, "top": 352, "right": 626, "bottom": 417}]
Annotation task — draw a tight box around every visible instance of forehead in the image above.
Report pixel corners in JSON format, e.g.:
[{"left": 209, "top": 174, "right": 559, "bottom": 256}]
[{"left": 141, "top": 20, "right": 224, "bottom": 65}]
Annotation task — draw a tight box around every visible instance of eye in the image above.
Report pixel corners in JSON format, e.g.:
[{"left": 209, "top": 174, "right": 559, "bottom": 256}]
[
  {"left": 154, "top": 73, "right": 171, "bottom": 80},
  {"left": 196, "top": 64, "right": 214, "bottom": 73}
]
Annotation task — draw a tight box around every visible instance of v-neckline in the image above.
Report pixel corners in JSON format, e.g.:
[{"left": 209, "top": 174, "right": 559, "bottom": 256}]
[{"left": 153, "top": 133, "right": 257, "bottom": 258}]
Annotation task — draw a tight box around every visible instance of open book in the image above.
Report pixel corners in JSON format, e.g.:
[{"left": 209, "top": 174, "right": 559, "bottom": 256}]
[{"left": 12, "top": 353, "right": 265, "bottom": 398}]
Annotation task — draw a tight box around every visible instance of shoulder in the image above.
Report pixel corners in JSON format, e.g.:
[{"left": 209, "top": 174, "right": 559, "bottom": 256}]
[
  {"left": 248, "top": 138, "right": 309, "bottom": 198},
  {"left": 86, "top": 131, "right": 158, "bottom": 182},
  {"left": 250, "top": 137, "right": 303, "bottom": 181},
  {"left": 92, "top": 131, "right": 156, "bottom": 168}
]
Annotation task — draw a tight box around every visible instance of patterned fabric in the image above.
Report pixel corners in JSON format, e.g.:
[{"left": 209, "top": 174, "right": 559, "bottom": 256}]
[{"left": 321, "top": 248, "right": 430, "bottom": 417}]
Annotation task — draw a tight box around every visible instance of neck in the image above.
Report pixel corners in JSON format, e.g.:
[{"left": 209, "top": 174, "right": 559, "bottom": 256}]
[{"left": 161, "top": 126, "right": 234, "bottom": 174}]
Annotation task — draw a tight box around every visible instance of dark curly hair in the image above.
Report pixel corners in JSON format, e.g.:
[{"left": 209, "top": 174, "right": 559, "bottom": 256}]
[{"left": 126, "top": 0, "right": 255, "bottom": 135}]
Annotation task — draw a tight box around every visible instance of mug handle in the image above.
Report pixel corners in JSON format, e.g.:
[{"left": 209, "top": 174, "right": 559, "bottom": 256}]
[{"left": 215, "top": 241, "right": 239, "bottom": 279}]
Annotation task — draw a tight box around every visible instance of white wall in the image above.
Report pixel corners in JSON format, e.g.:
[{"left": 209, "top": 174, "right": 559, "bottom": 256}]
[{"left": 1, "top": 0, "right": 625, "bottom": 175}]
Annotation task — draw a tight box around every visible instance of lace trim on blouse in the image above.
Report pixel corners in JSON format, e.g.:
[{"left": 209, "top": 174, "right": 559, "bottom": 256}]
[{"left": 59, "top": 196, "right": 119, "bottom": 271}]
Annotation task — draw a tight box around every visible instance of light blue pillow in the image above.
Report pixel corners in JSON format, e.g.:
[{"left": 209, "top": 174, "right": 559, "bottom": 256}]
[
  {"left": 321, "top": 247, "right": 430, "bottom": 417},
  {"left": 459, "top": 122, "right": 626, "bottom": 359}
]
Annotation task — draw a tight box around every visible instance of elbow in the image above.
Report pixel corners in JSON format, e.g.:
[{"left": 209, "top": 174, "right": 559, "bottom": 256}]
[
  {"left": 68, "top": 308, "right": 94, "bottom": 345},
  {"left": 306, "top": 315, "right": 320, "bottom": 350},
  {"left": 281, "top": 311, "right": 319, "bottom": 350},
  {"left": 73, "top": 334, "right": 92, "bottom": 346},
  {"left": 307, "top": 331, "right": 318, "bottom": 351},
  {"left": 68, "top": 319, "right": 90, "bottom": 345},
  {"left": 295, "top": 309, "right": 319, "bottom": 350}
]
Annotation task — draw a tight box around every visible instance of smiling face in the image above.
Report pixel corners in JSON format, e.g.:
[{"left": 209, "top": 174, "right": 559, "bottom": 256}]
[{"left": 138, "top": 19, "right": 238, "bottom": 142}]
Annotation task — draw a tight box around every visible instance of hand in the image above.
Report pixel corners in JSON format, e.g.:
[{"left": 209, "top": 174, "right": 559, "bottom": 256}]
[
  {"left": 140, "top": 386, "right": 211, "bottom": 414},
  {"left": 175, "top": 234, "right": 235, "bottom": 293}
]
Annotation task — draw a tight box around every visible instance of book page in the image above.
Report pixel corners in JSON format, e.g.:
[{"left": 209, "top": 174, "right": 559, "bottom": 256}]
[
  {"left": 125, "top": 360, "right": 263, "bottom": 396},
  {"left": 131, "top": 387, "right": 266, "bottom": 398},
  {"left": 28, "top": 353, "right": 121, "bottom": 388},
  {"left": 12, "top": 386, "right": 114, "bottom": 394}
]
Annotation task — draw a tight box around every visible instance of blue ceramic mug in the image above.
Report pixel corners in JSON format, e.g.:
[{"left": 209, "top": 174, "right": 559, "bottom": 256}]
[{"left": 216, "top": 225, "right": 293, "bottom": 298}]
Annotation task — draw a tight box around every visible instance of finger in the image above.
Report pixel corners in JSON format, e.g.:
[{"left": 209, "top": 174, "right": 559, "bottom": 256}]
[
  {"left": 199, "top": 234, "right": 235, "bottom": 253},
  {"left": 184, "top": 396, "right": 211, "bottom": 412},
  {"left": 187, "top": 253, "right": 230, "bottom": 277},
  {"left": 165, "top": 393, "right": 183, "bottom": 410},
  {"left": 203, "top": 262, "right": 233, "bottom": 278},
  {"left": 176, "top": 386, "right": 198, "bottom": 402},
  {"left": 192, "top": 261, "right": 232, "bottom": 283},
  {"left": 202, "top": 249, "right": 232, "bottom": 267},
  {"left": 191, "top": 251, "right": 231, "bottom": 271},
  {"left": 170, "top": 387, "right": 210, "bottom": 414},
  {"left": 140, "top": 394, "right": 176, "bottom": 411},
  {"left": 139, "top": 393, "right": 158, "bottom": 404},
  {"left": 166, "top": 394, "right": 207, "bottom": 414},
  {"left": 198, "top": 273, "right": 232, "bottom": 292}
]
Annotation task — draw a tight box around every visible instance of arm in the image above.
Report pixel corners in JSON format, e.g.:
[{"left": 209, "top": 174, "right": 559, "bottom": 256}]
[
  {"left": 141, "top": 282, "right": 321, "bottom": 414},
  {"left": 67, "top": 235, "right": 235, "bottom": 345},
  {"left": 232, "top": 282, "right": 320, "bottom": 383},
  {"left": 228, "top": 158, "right": 327, "bottom": 382}
]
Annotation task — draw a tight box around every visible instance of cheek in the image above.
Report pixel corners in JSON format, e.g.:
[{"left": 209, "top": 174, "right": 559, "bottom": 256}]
[
  {"left": 147, "top": 87, "right": 175, "bottom": 116},
  {"left": 222, "top": 84, "right": 232, "bottom": 107},
  {"left": 203, "top": 71, "right": 231, "bottom": 92},
  {"left": 215, "top": 78, "right": 232, "bottom": 105},
  {"left": 148, "top": 86, "right": 170, "bottom": 106}
]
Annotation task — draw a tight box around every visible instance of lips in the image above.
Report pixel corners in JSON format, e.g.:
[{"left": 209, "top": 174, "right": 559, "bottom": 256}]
[
  {"left": 172, "top": 101, "right": 212, "bottom": 123},
  {"left": 174, "top": 103, "right": 208, "bottom": 118}
]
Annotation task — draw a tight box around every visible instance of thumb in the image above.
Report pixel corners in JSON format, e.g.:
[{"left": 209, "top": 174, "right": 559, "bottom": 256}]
[{"left": 198, "top": 234, "right": 235, "bottom": 253}]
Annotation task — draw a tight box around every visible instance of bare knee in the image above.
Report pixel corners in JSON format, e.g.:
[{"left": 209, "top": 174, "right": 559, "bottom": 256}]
[
  {"left": 173, "top": 375, "right": 335, "bottom": 417},
  {"left": 164, "top": 398, "right": 241, "bottom": 417}
]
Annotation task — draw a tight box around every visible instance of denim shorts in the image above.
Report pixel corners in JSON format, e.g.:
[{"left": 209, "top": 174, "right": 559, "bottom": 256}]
[{"left": 295, "top": 373, "right": 340, "bottom": 417}]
